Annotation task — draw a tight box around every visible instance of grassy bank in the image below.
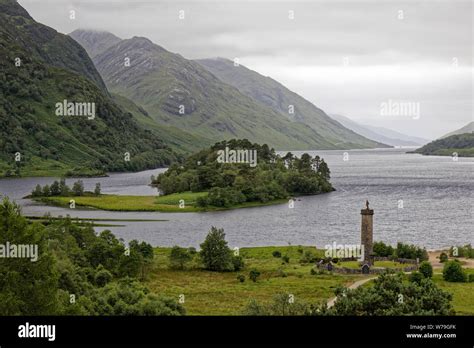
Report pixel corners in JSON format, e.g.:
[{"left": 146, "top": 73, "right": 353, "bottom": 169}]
[{"left": 35, "top": 192, "right": 288, "bottom": 212}]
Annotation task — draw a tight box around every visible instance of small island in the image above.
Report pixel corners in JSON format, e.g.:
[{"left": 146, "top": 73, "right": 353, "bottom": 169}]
[{"left": 32, "top": 139, "right": 335, "bottom": 212}]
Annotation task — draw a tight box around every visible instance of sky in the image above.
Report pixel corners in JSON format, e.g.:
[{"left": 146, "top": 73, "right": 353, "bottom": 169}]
[{"left": 19, "top": 0, "right": 473, "bottom": 139}]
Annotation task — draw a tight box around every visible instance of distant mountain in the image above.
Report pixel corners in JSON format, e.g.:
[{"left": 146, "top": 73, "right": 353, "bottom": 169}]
[
  {"left": 440, "top": 121, "right": 474, "bottom": 139},
  {"left": 330, "top": 114, "right": 429, "bottom": 146},
  {"left": 413, "top": 133, "right": 474, "bottom": 157},
  {"left": 0, "top": 0, "right": 177, "bottom": 176},
  {"left": 69, "top": 29, "right": 122, "bottom": 59},
  {"left": 70, "top": 31, "right": 387, "bottom": 150},
  {"left": 196, "top": 57, "right": 388, "bottom": 149}
]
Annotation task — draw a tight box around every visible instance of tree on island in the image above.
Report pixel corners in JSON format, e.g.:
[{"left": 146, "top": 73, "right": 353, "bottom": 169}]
[{"left": 152, "top": 139, "right": 334, "bottom": 208}]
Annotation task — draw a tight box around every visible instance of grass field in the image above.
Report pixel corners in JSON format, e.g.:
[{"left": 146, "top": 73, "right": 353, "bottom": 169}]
[
  {"left": 37, "top": 192, "right": 287, "bottom": 212},
  {"left": 144, "top": 246, "right": 474, "bottom": 315},
  {"left": 145, "top": 246, "right": 368, "bottom": 315},
  {"left": 433, "top": 268, "right": 474, "bottom": 315}
]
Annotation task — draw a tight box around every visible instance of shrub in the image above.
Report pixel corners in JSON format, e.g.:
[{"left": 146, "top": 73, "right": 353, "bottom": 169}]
[
  {"left": 188, "top": 247, "right": 197, "bottom": 255},
  {"left": 409, "top": 271, "right": 424, "bottom": 284},
  {"left": 169, "top": 246, "right": 192, "bottom": 270},
  {"left": 442, "top": 260, "right": 467, "bottom": 282},
  {"left": 282, "top": 255, "right": 290, "bottom": 263},
  {"left": 249, "top": 269, "right": 260, "bottom": 282},
  {"left": 199, "top": 227, "right": 234, "bottom": 272},
  {"left": 439, "top": 252, "right": 448, "bottom": 263},
  {"left": 310, "top": 268, "right": 317, "bottom": 275},
  {"left": 469, "top": 274, "right": 474, "bottom": 283},
  {"left": 418, "top": 261, "right": 433, "bottom": 278},
  {"left": 237, "top": 274, "right": 245, "bottom": 283},
  {"left": 272, "top": 250, "right": 282, "bottom": 258},
  {"left": 95, "top": 267, "right": 113, "bottom": 287},
  {"left": 232, "top": 255, "right": 245, "bottom": 271}
]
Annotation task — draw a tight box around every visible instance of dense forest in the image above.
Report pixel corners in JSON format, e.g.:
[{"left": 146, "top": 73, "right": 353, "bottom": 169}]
[{"left": 152, "top": 139, "right": 334, "bottom": 208}]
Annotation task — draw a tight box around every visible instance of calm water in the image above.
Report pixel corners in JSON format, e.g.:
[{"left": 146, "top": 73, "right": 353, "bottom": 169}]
[{"left": 0, "top": 148, "right": 472, "bottom": 249}]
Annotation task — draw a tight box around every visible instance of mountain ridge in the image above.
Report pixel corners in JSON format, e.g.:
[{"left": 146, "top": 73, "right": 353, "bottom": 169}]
[{"left": 70, "top": 30, "right": 389, "bottom": 150}]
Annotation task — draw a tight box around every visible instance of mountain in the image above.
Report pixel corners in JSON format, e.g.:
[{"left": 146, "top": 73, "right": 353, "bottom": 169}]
[
  {"left": 0, "top": 0, "right": 178, "bottom": 177},
  {"left": 195, "top": 57, "right": 388, "bottom": 149},
  {"left": 413, "top": 133, "right": 474, "bottom": 157},
  {"left": 70, "top": 31, "right": 387, "bottom": 150},
  {"left": 440, "top": 122, "right": 474, "bottom": 139},
  {"left": 69, "top": 29, "right": 122, "bottom": 59},
  {"left": 330, "top": 114, "right": 429, "bottom": 147}
]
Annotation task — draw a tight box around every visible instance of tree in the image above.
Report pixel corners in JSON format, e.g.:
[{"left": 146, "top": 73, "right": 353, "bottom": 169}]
[
  {"left": 59, "top": 178, "right": 70, "bottom": 196},
  {"left": 199, "top": 227, "right": 234, "bottom": 271},
  {"left": 50, "top": 180, "right": 61, "bottom": 196},
  {"left": 94, "top": 183, "right": 101, "bottom": 196},
  {"left": 72, "top": 180, "right": 84, "bottom": 196},
  {"left": 32, "top": 184, "right": 42, "bottom": 197},
  {"left": 443, "top": 261, "right": 467, "bottom": 282},
  {"left": 419, "top": 261, "right": 433, "bottom": 278},
  {"left": 169, "top": 246, "right": 192, "bottom": 270},
  {"left": 0, "top": 198, "right": 59, "bottom": 315},
  {"left": 42, "top": 184, "right": 51, "bottom": 197},
  {"left": 317, "top": 272, "right": 454, "bottom": 315}
]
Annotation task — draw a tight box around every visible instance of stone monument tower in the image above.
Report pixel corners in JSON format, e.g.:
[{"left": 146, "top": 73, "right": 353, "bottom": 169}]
[{"left": 360, "top": 200, "right": 374, "bottom": 265}]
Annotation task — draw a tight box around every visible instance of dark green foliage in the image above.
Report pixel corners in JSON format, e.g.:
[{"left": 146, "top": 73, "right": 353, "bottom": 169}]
[
  {"left": 409, "top": 271, "right": 424, "bottom": 284},
  {"left": 231, "top": 255, "right": 245, "bottom": 271},
  {"left": 440, "top": 252, "right": 448, "bottom": 263},
  {"left": 199, "top": 227, "right": 234, "bottom": 272},
  {"left": 154, "top": 139, "right": 333, "bottom": 207},
  {"left": 249, "top": 269, "right": 261, "bottom": 282},
  {"left": 419, "top": 261, "right": 433, "bottom": 279},
  {"left": 373, "top": 241, "right": 394, "bottom": 257},
  {"left": 282, "top": 255, "right": 290, "bottom": 263},
  {"left": 310, "top": 268, "right": 317, "bottom": 275},
  {"left": 272, "top": 250, "right": 282, "bottom": 258},
  {"left": 469, "top": 274, "right": 474, "bottom": 283},
  {"left": 237, "top": 274, "right": 245, "bottom": 283},
  {"left": 395, "top": 242, "right": 428, "bottom": 261},
  {"left": 169, "top": 246, "right": 192, "bottom": 270},
  {"left": 32, "top": 184, "right": 42, "bottom": 197},
  {"left": 442, "top": 261, "right": 467, "bottom": 283},
  {"left": 317, "top": 272, "right": 454, "bottom": 315},
  {"left": 0, "top": 198, "right": 182, "bottom": 315}
]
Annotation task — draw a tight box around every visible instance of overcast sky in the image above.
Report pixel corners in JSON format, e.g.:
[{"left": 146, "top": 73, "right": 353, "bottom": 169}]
[{"left": 20, "top": 0, "right": 473, "bottom": 139}]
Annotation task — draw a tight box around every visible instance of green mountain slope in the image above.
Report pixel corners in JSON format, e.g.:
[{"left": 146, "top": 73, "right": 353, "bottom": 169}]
[
  {"left": 413, "top": 133, "right": 474, "bottom": 157},
  {"left": 440, "top": 122, "right": 474, "bottom": 139},
  {"left": 0, "top": 0, "right": 178, "bottom": 177},
  {"left": 70, "top": 30, "right": 383, "bottom": 150},
  {"left": 196, "top": 58, "right": 389, "bottom": 149}
]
